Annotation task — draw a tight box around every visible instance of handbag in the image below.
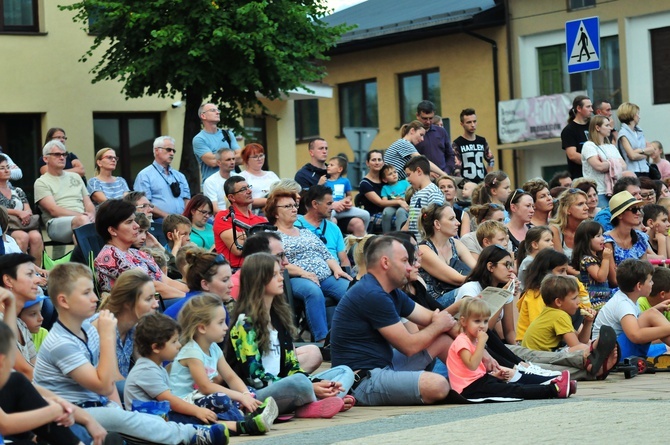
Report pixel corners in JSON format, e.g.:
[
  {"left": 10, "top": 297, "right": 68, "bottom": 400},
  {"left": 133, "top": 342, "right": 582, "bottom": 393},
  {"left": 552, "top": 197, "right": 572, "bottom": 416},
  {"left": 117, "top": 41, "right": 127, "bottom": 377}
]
[
  {"left": 7, "top": 214, "right": 40, "bottom": 231},
  {"left": 648, "top": 163, "right": 662, "bottom": 180}
]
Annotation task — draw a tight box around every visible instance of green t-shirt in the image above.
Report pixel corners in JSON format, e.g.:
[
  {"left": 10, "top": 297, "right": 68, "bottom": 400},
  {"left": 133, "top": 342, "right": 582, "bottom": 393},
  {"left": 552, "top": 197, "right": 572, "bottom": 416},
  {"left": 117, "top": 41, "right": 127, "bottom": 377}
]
[{"left": 637, "top": 297, "right": 670, "bottom": 322}]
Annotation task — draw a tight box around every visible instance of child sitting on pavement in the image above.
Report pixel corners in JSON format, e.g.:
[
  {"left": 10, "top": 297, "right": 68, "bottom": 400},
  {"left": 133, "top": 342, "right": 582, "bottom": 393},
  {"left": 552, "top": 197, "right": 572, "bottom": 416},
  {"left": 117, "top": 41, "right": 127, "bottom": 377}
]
[
  {"left": 522, "top": 275, "right": 617, "bottom": 379},
  {"left": 125, "top": 312, "right": 277, "bottom": 436},
  {"left": 593, "top": 259, "right": 670, "bottom": 361},
  {"left": 33, "top": 263, "right": 229, "bottom": 445},
  {"left": 446, "top": 297, "right": 575, "bottom": 400}
]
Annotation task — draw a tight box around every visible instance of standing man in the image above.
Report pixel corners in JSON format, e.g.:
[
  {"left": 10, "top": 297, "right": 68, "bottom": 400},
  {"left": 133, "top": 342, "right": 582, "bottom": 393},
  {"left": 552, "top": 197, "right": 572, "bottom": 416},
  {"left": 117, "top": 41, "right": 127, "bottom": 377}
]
[
  {"left": 134, "top": 136, "right": 191, "bottom": 222},
  {"left": 452, "top": 108, "right": 495, "bottom": 184},
  {"left": 34, "top": 140, "right": 95, "bottom": 243},
  {"left": 561, "top": 95, "right": 592, "bottom": 178},
  {"left": 295, "top": 138, "right": 328, "bottom": 190},
  {"left": 202, "top": 147, "right": 236, "bottom": 213},
  {"left": 594, "top": 99, "right": 617, "bottom": 144},
  {"left": 213, "top": 176, "right": 267, "bottom": 270},
  {"left": 415, "top": 100, "right": 456, "bottom": 176},
  {"left": 330, "top": 236, "right": 457, "bottom": 406},
  {"left": 297, "top": 185, "right": 351, "bottom": 269},
  {"left": 193, "top": 103, "right": 240, "bottom": 184}
]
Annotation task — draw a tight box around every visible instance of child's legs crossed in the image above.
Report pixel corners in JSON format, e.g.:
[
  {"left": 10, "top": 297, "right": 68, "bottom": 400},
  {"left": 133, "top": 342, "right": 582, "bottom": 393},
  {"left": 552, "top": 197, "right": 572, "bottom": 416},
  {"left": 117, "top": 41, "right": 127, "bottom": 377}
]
[
  {"left": 461, "top": 373, "right": 556, "bottom": 400},
  {"left": 638, "top": 309, "right": 670, "bottom": 349},
  {"left": 254, "top": 374, "right": 316, "bottom": 414}
]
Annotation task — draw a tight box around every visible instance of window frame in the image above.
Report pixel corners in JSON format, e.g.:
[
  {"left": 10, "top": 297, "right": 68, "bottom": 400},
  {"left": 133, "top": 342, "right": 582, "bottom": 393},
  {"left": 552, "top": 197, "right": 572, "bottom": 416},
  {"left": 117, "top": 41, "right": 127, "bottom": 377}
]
[
  {"left": 92, "top": 112, "right": 161, "bottom": 185},
  {"left": 338, "top": 78, "right": 378, "bottom": 135},
  {"left": 567, "top": 0, "right": 595, "bottom": 12},
  {"left": 0, "top": 0, "right": 39, "bottom": 33},
  {"left": 398, "top": 68, "right": 441, "bottom": 125},
  {"left": 651, "top": 26, "right": 670, "bottom": 105}
]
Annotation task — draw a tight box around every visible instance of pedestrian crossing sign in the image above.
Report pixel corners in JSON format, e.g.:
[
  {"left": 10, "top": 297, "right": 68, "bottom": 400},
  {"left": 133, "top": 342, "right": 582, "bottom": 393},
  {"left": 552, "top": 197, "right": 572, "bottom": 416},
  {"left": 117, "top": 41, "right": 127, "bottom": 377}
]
[{"left": 566, "top": 16, "right": 600, "bottom": 74}]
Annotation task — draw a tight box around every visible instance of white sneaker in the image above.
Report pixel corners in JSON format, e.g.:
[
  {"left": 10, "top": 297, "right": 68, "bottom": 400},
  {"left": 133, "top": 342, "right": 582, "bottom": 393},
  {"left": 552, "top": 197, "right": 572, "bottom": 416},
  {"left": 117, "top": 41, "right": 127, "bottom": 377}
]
[{"left": 518, "top": 362, "right": 562, "bottom": 377}]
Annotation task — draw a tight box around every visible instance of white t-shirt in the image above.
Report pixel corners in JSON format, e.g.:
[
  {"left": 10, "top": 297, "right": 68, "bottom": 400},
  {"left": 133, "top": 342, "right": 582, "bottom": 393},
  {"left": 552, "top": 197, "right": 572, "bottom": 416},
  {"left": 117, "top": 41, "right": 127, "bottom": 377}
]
[
  {"left": 203, "top": 171, "right": 228, "bottom": 211},
  {"left": 239, "top": 170, "right": 280, "bottom": 201},
  {"left": 592, "top": 289, "right": 639, "bottom": 338},
  {"left": 581, "top": 141, "right": 622, "bottom": 194},
  {"left": 261, "top": 328, "right": 281, "bottom": 376}
]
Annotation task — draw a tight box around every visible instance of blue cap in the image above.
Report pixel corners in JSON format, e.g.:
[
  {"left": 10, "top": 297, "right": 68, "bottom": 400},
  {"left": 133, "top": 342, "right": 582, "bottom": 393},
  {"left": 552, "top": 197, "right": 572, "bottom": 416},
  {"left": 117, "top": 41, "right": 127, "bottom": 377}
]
[{"left": 22, "top": 294, "right": 48, "bottom": 310}]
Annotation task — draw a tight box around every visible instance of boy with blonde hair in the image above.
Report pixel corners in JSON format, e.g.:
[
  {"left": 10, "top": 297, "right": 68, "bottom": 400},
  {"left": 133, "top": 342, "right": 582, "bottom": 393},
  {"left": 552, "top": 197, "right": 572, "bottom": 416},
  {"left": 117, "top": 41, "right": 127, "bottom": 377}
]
[
  {"left": 460, "top": 220, "right": 510, "bottom": 259},
  {"left": 34, "top": 263, "right": 229, "bottom": 445}
]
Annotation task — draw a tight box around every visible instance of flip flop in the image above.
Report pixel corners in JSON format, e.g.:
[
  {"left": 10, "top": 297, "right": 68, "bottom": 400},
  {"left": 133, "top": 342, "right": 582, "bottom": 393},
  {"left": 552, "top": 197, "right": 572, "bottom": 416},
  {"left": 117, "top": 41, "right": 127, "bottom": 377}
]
[
  {"left": 596, "top": 340, "right": 620, "bottom": 381},
  {"left": 586, "top": 325, "right": 617, "bottom": 377},
  {"left": 340, "top": 395, "right": 356, "bottom": 412}
]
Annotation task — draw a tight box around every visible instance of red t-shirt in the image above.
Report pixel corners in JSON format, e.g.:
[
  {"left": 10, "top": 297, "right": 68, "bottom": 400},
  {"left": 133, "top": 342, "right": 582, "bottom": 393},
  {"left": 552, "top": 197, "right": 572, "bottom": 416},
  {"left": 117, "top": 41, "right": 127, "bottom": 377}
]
[{"left": 213, "top": 207, "right": 268, "bottom": 268}]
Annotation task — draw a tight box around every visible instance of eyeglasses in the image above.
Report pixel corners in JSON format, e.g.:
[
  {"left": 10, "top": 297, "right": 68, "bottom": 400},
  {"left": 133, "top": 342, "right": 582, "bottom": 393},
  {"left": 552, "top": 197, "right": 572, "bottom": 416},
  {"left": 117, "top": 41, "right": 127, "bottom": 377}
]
[
  {"left": 209, "top": 253, "right": 228, "bottom": 269},
  {"left": 275, "top": 252, "right": 287, "bottom": 261},
  {"left": 205, "top": 108, "right": 220, "bottom": 113},
  {"left": 626, "top": 206, "right": 642, "bottom": 214},
  {"left": 196, "top": 208, "right": 212, "bottom": 216},
  {"left": 47, "top": 152, "right": 69, "bottom": 158},
  {"left": 640, "top": 191, "right": 656, "bottom": 199},
  {"left": 136, "top": 203, "right": 155, "bottom": 210},
  {"left": 157, "top": 147, "right": 177, "bottom": 153},
  {"left": 277, "top": 204, "right": 299, "bottom": 209},
  {"left": 249, "top": 154, "right": 265, "bottom": 160},
  {"left": 0, "top": 166, "right": 10, "bottom": 172},
  {"left": 102, "top": 156, "right": 119, "bottom": 161},
  {"left": 497, "top": 261, "right": 515, "bottom": 269},
  {"left": 232, "top": 185, "right": 253, "bottom": 194}
]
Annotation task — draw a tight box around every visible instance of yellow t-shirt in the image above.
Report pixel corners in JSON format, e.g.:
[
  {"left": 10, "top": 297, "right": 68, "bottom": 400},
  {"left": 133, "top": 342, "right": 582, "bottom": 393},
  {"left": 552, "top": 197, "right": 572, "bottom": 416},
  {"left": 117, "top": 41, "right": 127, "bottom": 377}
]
[
  {"left": 516, "top": 280, "right": 588, "bottom": 343},
  {"left": 522, "top": 306, "right": 575, "bottom": 351}
]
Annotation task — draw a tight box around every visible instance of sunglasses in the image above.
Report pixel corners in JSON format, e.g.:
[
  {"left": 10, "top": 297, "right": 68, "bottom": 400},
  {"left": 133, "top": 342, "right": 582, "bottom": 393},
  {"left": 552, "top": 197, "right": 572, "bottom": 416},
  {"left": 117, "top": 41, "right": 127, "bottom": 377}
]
[
  {"left": 626, "top": 206, "right": 642, "bottom": 214},
  {"left": 509, "top": 188, "right": 526, "bottom": 204},
  {"left": 209, "top": 253, "right": 228, "bottom": 269}
]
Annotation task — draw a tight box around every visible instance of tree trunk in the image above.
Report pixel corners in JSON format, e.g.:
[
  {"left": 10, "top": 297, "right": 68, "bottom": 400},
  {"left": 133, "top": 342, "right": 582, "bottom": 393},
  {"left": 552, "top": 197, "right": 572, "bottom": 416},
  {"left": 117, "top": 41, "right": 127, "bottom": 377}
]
[{"left": 180, "top": 87, "right": 204, "bottom": 195}]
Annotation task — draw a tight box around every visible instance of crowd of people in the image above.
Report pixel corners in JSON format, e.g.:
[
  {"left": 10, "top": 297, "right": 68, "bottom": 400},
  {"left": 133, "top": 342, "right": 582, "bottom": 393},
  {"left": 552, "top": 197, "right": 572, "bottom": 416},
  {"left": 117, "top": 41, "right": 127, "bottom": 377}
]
[{"left": 2, "top": 96, "right": 670, "bottom": 443}]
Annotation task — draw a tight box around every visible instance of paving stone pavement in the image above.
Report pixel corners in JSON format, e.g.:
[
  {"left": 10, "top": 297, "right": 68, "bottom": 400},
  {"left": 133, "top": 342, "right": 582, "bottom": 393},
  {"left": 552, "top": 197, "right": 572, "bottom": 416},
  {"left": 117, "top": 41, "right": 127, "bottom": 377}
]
[{"left": 236, "top": 371, "right": 670, "bottom": 444}]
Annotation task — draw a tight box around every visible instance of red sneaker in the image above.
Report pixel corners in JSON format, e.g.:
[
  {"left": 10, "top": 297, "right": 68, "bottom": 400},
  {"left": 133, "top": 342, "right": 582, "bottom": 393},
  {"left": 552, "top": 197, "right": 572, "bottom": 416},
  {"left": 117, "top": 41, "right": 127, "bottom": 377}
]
[
  {"left": 551, "top": 370, "right": 571, "bottom": 398},
  {"left": 295, "top": 397, "right": 344, "bottom": 419}
]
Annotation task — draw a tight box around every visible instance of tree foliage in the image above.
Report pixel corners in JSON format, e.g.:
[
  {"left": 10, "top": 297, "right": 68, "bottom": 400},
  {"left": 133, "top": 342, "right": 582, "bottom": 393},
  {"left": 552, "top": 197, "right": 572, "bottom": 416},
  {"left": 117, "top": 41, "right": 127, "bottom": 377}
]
[{"left": 60, "top": 0, "right": 350, "bottom": 191}]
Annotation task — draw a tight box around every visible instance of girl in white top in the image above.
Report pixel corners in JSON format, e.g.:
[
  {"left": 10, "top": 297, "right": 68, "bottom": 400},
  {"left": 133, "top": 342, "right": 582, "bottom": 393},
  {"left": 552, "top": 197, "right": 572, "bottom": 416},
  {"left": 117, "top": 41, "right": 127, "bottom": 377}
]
[{"left": 581, "top": 115, "right": 625, "bottom": 208}]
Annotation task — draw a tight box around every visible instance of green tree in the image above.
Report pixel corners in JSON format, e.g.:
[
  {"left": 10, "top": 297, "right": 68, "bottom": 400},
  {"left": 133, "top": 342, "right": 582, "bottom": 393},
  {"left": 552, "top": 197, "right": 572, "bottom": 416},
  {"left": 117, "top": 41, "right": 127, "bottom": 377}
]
[{"left": 61, "top": 0, "right": 350, "bottom": 192}]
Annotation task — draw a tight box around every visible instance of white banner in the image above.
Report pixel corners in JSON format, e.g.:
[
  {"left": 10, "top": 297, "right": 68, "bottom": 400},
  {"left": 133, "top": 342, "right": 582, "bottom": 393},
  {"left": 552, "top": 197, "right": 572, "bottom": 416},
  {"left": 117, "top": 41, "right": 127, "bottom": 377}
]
[{"left": 498, "top": 91, "right": 586, "bottom": 144}]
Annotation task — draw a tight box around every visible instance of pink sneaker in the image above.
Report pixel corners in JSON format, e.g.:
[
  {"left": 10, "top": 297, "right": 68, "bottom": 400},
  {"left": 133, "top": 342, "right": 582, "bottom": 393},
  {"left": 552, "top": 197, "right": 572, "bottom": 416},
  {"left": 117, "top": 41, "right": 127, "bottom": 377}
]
[
  {"left": 551, "top": 370, "right": 571, "bottom": 398},
  {"left": 295, "top": 397, "right": 344, "bottom": 419}
]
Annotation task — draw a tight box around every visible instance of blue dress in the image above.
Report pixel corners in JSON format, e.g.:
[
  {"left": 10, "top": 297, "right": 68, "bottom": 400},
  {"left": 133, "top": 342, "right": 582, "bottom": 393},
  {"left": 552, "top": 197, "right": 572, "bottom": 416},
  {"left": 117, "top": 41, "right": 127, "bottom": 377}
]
[{"left": 603, "top": 230, "right": 649, "bottom": 265}]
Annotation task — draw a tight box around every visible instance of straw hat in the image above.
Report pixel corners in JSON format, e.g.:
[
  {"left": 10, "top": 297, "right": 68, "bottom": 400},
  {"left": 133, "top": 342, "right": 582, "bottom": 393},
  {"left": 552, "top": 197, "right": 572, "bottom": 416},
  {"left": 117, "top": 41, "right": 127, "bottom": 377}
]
[{"left": 609, "top": 190, "right": 643, "bottom": 221}]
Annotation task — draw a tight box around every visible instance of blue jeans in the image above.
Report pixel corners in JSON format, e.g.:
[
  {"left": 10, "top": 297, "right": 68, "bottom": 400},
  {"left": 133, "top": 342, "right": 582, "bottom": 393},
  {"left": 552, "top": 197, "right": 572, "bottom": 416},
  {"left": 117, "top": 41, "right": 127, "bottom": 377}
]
[
  {"left": 290, "top": 275, "right": 349, "bottom": 340},
  {"left": 436, "top": 289, "right": 457, "bottom": 308},
  {"left": 311, "top": 365, "right": 355, "bottom": 397},
  {"left": 382, "top": 206, "right": 408, "bottom": 232}
]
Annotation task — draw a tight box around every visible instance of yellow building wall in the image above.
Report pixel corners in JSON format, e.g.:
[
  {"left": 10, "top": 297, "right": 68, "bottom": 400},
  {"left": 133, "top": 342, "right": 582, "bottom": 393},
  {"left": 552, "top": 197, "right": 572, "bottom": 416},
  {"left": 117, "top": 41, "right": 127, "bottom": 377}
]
[
  {"left": 302, "top": 26, "right": 513, "bottom": 182},
  {"left": 0, "top": 2, "right": 187, "bottom": 174}
]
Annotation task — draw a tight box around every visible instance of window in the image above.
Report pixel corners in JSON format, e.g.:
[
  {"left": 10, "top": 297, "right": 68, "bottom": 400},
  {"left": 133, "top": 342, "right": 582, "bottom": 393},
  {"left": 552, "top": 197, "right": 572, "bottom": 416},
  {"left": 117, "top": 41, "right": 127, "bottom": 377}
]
[
  {"left": 338, "top": 79, "right": 378, "bottom": 133},
  {"left": 0, "top": 113, "right": 41, "bottom": 202},
  {"left": 537, "top": 35, "right": 621, "bottom": 106},
  {"left": 294, "top": 99, "right": 319, "bottom": 142},
  {"left": 651, "top": 26, "right": 670, "bottom": 104},
  {"left": 567, "top": 0, "right": 595, "bottom": 11},
  {"left": 1, "top": 0, "right": 38, "bottom": 32},
  {"left": 399, "top": 69, "right": 441, "bottom": 124},
  {"left": 93, "top": 113, "right": 161, "bottom": 185}
]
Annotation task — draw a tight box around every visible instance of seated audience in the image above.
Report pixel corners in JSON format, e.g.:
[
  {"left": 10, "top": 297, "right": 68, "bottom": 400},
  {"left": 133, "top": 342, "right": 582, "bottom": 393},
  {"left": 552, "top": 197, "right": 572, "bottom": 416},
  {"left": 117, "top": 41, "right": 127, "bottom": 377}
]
[
  {"left": 183, "top": 194, "right": 215, "bottom": 250},
  {"left": 88, "top": 148, "right": 130, "bottom": 204}
]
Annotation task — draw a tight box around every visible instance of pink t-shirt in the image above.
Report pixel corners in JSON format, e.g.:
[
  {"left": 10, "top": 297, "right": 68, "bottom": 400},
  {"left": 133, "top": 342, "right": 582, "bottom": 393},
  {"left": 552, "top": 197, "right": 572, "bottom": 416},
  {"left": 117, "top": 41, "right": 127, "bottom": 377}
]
[
  {"left": 446, "top": 333, "right": 486, "bottom": 393},
  {"left": 654, "top": 159, "right": 670, "bottom": 180}
]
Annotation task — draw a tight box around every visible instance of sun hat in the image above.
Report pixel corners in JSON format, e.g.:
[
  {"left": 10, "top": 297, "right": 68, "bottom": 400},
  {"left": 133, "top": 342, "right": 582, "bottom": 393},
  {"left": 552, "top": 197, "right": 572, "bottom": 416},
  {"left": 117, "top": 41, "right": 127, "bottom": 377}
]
[{"left": 609, "top": 190, "right": 643, "bottom": 222}]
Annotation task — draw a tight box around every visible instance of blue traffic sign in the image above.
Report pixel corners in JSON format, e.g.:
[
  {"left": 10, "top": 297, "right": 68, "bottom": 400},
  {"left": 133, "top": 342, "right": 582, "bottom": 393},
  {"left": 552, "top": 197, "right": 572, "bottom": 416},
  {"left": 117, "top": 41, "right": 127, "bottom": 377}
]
[{"left": 566, "top": 16, "right": 600, "bottom": 74}]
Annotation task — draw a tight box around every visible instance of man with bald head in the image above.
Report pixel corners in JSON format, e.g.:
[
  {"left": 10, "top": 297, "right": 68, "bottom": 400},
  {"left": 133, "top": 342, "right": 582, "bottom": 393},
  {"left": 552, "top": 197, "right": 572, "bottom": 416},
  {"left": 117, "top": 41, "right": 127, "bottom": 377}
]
[
  {"left": 193, "top": 102, "right": 240, "bottom": 183},
  {"left": 330, "top": 236, "right": 457, "bottom": 406}
]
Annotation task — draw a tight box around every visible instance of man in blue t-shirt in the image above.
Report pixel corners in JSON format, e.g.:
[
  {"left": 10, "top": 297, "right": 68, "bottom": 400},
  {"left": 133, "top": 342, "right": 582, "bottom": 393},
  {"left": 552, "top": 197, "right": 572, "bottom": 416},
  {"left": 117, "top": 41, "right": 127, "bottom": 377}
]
[
  {"left": 330, "top": 236, "right": 457, "bottom": 406},
  {"left": 193, "top": 103, "right": 240, "bottom": 183},
  {"left": 296, "top": 185, "right": 351, "bottom": 268}
]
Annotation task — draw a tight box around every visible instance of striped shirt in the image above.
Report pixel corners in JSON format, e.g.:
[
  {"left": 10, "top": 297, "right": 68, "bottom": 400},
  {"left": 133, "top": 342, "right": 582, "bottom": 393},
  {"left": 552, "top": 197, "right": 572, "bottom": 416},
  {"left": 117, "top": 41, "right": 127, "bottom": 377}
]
[{"left": 384, "top": 139, "right": 417, "bottom": 180}]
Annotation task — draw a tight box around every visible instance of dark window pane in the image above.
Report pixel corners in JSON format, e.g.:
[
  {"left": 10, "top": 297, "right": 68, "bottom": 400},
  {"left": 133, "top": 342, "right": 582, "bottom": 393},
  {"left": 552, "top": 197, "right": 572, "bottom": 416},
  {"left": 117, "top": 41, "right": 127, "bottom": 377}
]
[
  {"left": 399, "top": 69, "right": 440, "bottom": 124},
  {"left": 401, "top": 74, "right": 422, "bottom": 123},
  {"left": 365, "top": 82, "right": 378, "bottom": 127},
  {"left": 0, "top": 114, "right": 41, "bottom": 202},
  {"left": 651, "top": 26, "right": 670, "bottom": 105},
  {"left": 294, "top": 99, "right": 319, "bottom": 141},
  {"left": 339, "top": 79, "right": 377, "bottom": 132}
]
